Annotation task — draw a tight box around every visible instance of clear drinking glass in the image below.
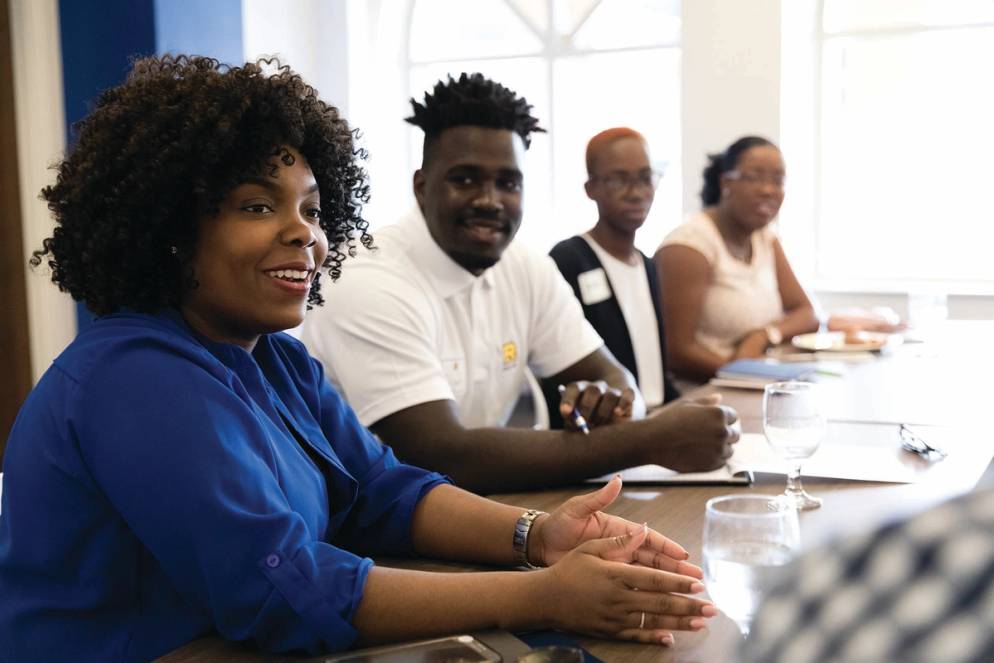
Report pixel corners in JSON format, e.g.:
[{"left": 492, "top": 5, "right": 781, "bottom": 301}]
[
  {"left": 702, "top": 495, "right": 800, "bottom": 637},
  {"left": 763, "top": 381, "right": 826, "bottom": 510}
]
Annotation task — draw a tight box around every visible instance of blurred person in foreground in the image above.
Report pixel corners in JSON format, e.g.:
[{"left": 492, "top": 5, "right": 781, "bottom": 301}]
[
  {"left": 300, "top": 76, "right": 738, "bottom": 493},
  {"left": 743, "top": 488, "right": 994, "bottom": 663},
  {"left": 549, "top": 128, "right": 680, "bottom": 420},
  {"left": 654, "top": 136, "right": 819, "bottom": 381},
  {"left": 0, "top": 55, "right": 716, "bottom": 661}
]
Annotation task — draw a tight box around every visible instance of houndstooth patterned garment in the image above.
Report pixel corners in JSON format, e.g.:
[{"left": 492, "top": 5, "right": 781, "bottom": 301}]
[{"left": 741, "top": 490, "right": 994, "bottom": 663}]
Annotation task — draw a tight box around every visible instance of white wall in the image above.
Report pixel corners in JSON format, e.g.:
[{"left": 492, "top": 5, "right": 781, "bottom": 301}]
[
  {"left": 242, "top": 0, "right": 350, "bottom": 116},
  {"left": 681, "top": 0, "right": 782, "bottom": 215},
  {"left": 9, "top": 0, "right": 76, "bottom": 382}
]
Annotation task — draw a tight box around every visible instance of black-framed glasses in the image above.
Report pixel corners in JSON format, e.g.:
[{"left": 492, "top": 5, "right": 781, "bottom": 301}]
[
  {"left": 725, "top": 169, "right": 786, "bottom": 190},
  {"left": 591, "top": 169, "right": 663, "bottom": 192},
  {"left": 899, "top": 424, "right": 947, "bottom": 459}
]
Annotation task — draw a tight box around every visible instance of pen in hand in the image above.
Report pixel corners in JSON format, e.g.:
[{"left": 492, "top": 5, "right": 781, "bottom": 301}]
[{"left": 558, "top": 384, "right": 591, "bottom": 435}]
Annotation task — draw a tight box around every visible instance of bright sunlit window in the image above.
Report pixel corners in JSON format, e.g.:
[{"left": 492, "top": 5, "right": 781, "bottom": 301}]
[
  {"left": 815, "top": 0, "right": 994, "bottom": 292},
  {"left": 352, "top": 0, "right": 682, "bottom": 255}
]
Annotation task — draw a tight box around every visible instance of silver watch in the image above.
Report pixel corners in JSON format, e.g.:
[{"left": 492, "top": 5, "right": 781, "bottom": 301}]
[{"left": 512, "top": 509, "right": 545, "bottom": 569}]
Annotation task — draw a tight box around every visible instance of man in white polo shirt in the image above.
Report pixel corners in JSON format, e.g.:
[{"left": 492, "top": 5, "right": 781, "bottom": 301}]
[{"left": 301, "top": 73, "right": 738, "bottom": 493}]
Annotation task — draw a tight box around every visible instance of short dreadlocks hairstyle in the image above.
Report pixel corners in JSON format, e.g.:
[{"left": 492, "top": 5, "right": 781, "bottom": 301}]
[
  {"left": 405, "top": 73, "right": 545, "bottom": 159},
  {"left": 32, "top": 54, "right": 372, "bottom": 316}
]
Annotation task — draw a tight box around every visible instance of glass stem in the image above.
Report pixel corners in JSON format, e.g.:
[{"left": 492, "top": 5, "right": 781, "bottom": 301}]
[{"left": 785, "top": 465, "right": 804, "bottom": 496}]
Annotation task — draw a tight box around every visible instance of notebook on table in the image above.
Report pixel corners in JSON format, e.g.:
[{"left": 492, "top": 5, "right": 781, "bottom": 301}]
[{"left": 712, "top": 359, "right": 819, "bottom": 389}]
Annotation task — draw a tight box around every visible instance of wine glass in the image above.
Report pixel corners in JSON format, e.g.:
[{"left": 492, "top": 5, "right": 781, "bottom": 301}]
[
  {"left": 763, "top": 381, "right": 826, "bottom": 510},
  {"left": 702, "top": 495, "right": 800, "bottom": 637}
]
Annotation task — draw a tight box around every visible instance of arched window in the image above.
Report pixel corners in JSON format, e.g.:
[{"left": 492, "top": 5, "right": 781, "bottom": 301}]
[{"left": 354, "top": 0, "right": 682, "bottom": 254}]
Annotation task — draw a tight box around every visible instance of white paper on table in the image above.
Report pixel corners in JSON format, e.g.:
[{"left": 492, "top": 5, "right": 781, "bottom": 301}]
[
  {"left": 591, "top": 433, "right": 975, "bottom": 485},
  {"left": 733, "top": 434, "right": 922, "bottom": 483}
]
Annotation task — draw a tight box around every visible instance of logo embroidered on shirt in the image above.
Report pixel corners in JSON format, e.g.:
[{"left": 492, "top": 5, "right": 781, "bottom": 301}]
[{"left": 501, "top": 341, "right": 518, "bottom": 369}]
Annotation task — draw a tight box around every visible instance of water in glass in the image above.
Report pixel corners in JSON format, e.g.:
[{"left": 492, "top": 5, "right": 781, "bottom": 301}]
[
  {"left": 763, "top": 381, "right": 826, "bottom": 510},
  {"left": 702, "top": 495, "right": 799, "bottom": 637}
]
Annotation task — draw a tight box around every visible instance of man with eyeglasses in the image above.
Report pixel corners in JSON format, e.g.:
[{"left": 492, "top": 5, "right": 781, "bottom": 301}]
[
  {"left": 301, "top": 78, "right": 738, "bottom": 493},
  {"left": 549, "top": 128, "right": 679, "bottom": 421}
]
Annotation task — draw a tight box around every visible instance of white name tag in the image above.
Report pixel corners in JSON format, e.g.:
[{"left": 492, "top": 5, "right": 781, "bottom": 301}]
[{"left": 577, "top": 268, "right": 612, "bottom": 305}]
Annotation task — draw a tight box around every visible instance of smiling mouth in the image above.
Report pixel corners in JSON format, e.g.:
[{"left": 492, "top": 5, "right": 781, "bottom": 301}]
[
  {"left": 264, "top": 268, "right": 313, "bottom": 284},
  {"left": 460, "top": 218, "right": 508, "bottom": 243}
]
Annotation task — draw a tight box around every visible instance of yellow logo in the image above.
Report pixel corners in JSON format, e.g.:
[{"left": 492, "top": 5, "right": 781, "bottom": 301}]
[{"left": 501, "top": 341, "right": 518, "bottom": 368}]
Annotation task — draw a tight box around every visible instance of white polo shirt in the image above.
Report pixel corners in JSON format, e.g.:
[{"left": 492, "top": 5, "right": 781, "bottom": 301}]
[{"left": 301, "top": 211, "right": 605, "bottom": 429}]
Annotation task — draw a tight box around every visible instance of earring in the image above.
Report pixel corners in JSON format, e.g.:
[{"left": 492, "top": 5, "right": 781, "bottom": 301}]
[{"left": 169, "top": 246, "right": 178, "bottom": 255}]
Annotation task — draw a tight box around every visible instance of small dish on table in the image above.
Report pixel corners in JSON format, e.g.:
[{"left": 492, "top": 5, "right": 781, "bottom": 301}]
[{"left": 791, "top": 330, "right": 900, "bottom": 353}]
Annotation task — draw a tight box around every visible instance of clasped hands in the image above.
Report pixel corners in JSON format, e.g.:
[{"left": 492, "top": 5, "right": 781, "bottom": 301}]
[
  {"left": 558, "top": 380, "right": 635, "bottom": 431},
  {"left": 524, "top": 476, "right": 715, "bottom": 646}
]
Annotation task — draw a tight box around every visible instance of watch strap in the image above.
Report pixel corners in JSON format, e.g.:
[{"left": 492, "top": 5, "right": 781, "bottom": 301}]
[{"left": 512, "top": 509, "right": 546, "bottom": 569}]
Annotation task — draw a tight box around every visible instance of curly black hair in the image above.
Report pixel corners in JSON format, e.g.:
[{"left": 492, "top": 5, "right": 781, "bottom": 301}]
[
  {"left": 700, "top": 135, "right": 777, "bottom": 206},
  {"left": 405, "top": 72, "right": 545, "bottom": 156},
  {"left": 32, "top": 54, "right": 372, "bottom": 315}
]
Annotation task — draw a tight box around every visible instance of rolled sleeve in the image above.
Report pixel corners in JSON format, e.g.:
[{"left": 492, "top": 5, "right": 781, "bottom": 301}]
[
  {"left": 256, "top": 545, "right": 370, "bottom": 649},
  {"left": 310, "top": 359, "right": 450, "bottom": 554}
]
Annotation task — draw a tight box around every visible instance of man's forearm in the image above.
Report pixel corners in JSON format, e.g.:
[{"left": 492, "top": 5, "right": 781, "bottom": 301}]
[{"left": 381, "top": 422, "right": 656, "bottom": 494}]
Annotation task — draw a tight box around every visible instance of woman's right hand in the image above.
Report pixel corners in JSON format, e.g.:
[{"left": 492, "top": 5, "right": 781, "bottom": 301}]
[
  {"left": 532, "top": 526, "right": 716, "bottom": 646},
  {"left": 733, "top": 328, "right": 770, "bottom": 359}
]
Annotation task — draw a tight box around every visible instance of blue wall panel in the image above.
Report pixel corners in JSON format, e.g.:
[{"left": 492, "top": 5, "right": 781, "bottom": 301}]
[
  {"left": 59, "top": 0, "right": 156, "bottom": 331},
  {"left": 154, "top": 0, "right": 243, "bottom": 65},
  {"left": 58, "top": 0, "right": 243, "bottom": 331}
]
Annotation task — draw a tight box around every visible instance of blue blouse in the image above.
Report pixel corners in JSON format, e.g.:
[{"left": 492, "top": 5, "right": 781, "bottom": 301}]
[{"left": 0, "top": 312, "right": 449, "bottom": 662}]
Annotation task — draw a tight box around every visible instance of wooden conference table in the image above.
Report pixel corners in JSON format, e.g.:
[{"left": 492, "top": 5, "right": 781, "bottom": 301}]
[{"left": 159, "top": 322, "right": 993, "bottom": 663}]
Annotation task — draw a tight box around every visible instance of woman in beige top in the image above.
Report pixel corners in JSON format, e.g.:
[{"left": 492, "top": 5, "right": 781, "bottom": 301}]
[{"left": 654, "top": 136, "right": 818, "bottom": 380}]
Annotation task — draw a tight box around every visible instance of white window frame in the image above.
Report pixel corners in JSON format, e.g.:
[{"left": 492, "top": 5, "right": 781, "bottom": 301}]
[
  {"left": 347, "top": 0, "right": 682, "bottom": 254},
  {"left": 805, "top": 0, "right": 994, "bottom": 297}
]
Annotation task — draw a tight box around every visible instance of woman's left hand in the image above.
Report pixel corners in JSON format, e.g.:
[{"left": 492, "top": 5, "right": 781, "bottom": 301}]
[{"left": 529, "top": 476, "right": 703, "bottom": 579}]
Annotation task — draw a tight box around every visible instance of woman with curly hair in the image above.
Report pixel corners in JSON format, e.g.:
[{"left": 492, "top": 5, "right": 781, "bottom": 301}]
[{"left": 0, "top": 56, "right": 714, "bottom": 661}]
